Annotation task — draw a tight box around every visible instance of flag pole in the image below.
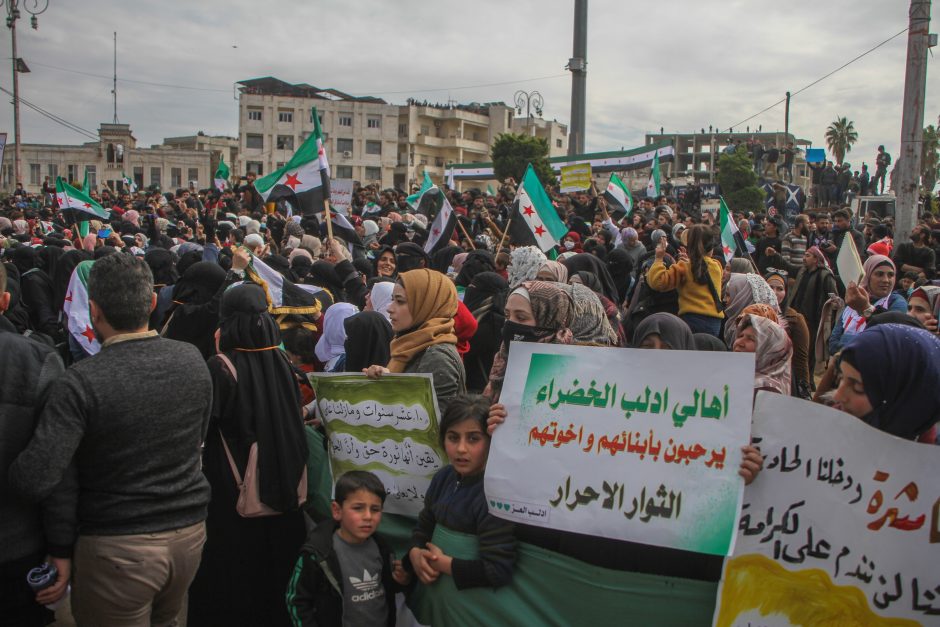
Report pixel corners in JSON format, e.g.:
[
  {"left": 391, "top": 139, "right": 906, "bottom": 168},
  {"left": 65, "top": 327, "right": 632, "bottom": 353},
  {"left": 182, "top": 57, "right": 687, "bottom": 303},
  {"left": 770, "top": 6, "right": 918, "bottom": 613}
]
[
  {"left": 457, "top": 219, "right": 476, "bottom": 250},
  {"left": 496, "top": 217, "right": 511, "bottom": 251},
  {"left": 323, "top": 198, "right": 334, "bottom": 240}
]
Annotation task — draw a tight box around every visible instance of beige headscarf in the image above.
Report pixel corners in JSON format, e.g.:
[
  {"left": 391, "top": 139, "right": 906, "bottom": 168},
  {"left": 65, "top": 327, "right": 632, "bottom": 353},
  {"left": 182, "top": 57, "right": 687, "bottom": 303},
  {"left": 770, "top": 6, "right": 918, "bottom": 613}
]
[{"left": 387, "top": 269, "right": 458, "bottom": 372}]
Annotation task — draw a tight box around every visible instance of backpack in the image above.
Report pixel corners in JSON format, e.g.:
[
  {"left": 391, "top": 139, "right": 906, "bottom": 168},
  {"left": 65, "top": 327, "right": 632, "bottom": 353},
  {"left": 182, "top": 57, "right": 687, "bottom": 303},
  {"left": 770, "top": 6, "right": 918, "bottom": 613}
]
[{"left": 216, "top": 352, "right": 308, "bottom": 518}]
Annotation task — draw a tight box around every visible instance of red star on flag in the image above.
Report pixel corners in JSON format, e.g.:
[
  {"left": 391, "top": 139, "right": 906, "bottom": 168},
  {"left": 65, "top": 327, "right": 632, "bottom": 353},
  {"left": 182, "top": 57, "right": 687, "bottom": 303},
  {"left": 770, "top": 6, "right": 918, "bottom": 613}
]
[
  {"left": 284, "top": 173, "right": 302, "bottom": 190},
  {"left": 522, "top": 204, "right": 535, "bottom": 217},
  {"left": 534, "top": 224, "right": 546, "bottom": 237},
  {"left": 722, "top": 245, "right": 731, "bottom": 257},
  {"left": 64, "top": 292, "right": 73, "bottom": 302},
  {"left": 83, "top": 203, "right": 91, "bottom": 209},
  {"left": 81, "top": 325, "right": 96, "bottom": 344},
  {"left": 433, "top": 228, "right": 441, "bottom": 236}
]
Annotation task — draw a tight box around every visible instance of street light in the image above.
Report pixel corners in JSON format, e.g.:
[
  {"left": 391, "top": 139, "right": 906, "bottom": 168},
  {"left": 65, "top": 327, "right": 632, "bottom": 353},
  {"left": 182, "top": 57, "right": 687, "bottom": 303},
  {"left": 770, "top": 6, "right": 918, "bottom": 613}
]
[
  {"left": 514, "top": 90, "right": 544, "bottom": 132},
  {"left": 2, "top": 0, "right": 49, "bottom": 190}
]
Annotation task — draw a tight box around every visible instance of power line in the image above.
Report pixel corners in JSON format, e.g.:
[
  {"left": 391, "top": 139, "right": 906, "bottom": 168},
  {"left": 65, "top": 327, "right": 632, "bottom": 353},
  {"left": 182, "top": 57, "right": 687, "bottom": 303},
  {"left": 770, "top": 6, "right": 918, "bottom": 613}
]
[
  {"left": 19, "top": 60, "right": 232, "bottom": 93},
  {"left": 721, "top": 26, "right": 910, "bottom": 134},
  {"left": 0, "top": 85, "right": 99, "bottom": 140},
  {"left": 352, "top": 73, "right": 570, "bottom": 96}
]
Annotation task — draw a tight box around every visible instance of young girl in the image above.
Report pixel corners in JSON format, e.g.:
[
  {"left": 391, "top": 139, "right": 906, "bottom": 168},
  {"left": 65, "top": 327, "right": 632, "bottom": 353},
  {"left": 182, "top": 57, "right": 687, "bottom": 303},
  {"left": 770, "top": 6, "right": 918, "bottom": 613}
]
[{"left": 407, "top": 394, "right": 515, "bottom": 589}]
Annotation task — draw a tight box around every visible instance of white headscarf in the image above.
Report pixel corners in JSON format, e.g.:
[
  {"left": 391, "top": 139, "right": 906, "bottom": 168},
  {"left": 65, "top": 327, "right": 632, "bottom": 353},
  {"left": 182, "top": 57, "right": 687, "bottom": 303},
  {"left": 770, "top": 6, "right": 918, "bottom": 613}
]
[
  {"left": 507, "top": 246, "right": 548, "bottom": 289},
  {"left": 315, "top": 302, "right": 359, "bottom": 368},
  {"left": 369, "top": 281, "right": 395, "bottom": 324}
]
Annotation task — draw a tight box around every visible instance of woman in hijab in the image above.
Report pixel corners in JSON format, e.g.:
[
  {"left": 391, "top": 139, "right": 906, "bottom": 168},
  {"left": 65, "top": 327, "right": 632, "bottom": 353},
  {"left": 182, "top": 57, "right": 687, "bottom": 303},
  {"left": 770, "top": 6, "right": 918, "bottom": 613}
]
[
  {"left": 829, "top": 254, "right": 907, "bottom": 354},
  {"left": 342, "top": 311, "right": 393, "bottom": 373},
  {"left": 485, "top": 280, "right": 575, "bottom": 401},
  {"left": 765, "top": 270, "right": 811, "bottom": 397},
  {"left": 722, "top": 273, "right": 782, "bottom": 348},
  {"left": 562, "top": 252, "right": 620, "bottom": 305},
  {"left": 454, "top": 249, "right": 496, "bottom": 288},
  {"left": 395, "top": 242, "right": 432, "bottom": 273},
  {"left": 380, "top": 221, "right": 408, "bottom": 247},
  {"left": 788, "top": 246, "right": 839, "bottom": 373},
  {"left": 364, "top": 269, "right": 466, "bottom": 412},
  {"left": 835, "top": 324, "right": 940, "bottom": 441},
  {"left": 907, "top": 285, "right": 940, "bottom": 334},
  {"left": 561, "top": 231, "right": 583, "bottom": 253},
  {"left": 1, "top": 262, "right": 32, "bottom": 334},
  {"left": 462, "top": 272, "right": 509, "bottom": 393},
  {"left": 631, "top": 312, "right": 696, "bottom": 350},
  {"left": 314, "top": 302, "right": 359, "bottom": 372},
  {"left": 563, "top": 276, "right": 623, "bottom": 346},
  {"left": 535, "top": 260, "right": 568, "bottom": 283},
  {"left": 430, "top": 244, "right": 463, "bottom": 274},
  {"left": 306, "top": 260, "right": 344, "bottom": 300},
  {"left": 732, "top": 313, "right": 793, "bottom": 396},
  {"left": 507, "top": 246, "right": 547, "bottom": 289},
  {"left": 145, "top": 248, "right": 180, "bottom": 330},
  {"left": 372, "top": 245, "right": 397, "bottom": 279},
  {"left": 52, "top": 248, "right": 92, "bottom": 311},
  {"left": 605, "top": 248, "right": 635, "bottom": 305},
  {"left": 366, "top": 279, "right": 395, "bottom": 324},
  {"left": 694, "top": 332, "right": 728, "bottom": 352},
  {"left": 161, "top": 261, "right": 229, "bottom": 359},
  {"left": 10, "top": 245, "right": 58, "bottom": 337},
  {"left": 188, "top": 283, "right": 307, "bottom": 627}
]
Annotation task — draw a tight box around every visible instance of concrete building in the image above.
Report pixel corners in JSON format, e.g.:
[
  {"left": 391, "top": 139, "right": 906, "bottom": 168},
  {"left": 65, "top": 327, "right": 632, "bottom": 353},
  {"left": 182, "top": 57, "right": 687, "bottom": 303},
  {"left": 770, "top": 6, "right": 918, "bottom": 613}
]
[
  {"left": 161, "top": 132, "right": 239, "bottom": 184},
  {"left": 1, "top": 123, "right": 217, "bottom": 194},
  {"left": 623, "top": 131, "right": 813, "bottom": 191},
  {"left": 237, "top": 77, "right": 569, "bottom": 192},
  {"left": 236, "top": 77, "right": 399, "bottom": 188}
]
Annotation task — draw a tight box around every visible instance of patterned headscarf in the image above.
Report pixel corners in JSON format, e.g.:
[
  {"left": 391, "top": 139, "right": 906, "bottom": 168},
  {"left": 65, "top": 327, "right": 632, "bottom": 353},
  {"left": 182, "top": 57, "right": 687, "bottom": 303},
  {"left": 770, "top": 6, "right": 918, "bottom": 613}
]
[
  {"left": 537, "top": 260, "right": 568, "bottom": 283},
  {"left": 741, "top": 303, "right": 779, "bottom": 324},
  {"left": 555, "top": 282, "right": 618, "bottom": 346},
  {"left": 507, "top": 246, "right": 548, "bottom": 289},
  {"left": 724, "top": 273, "right": 784, "bottom": 347},
  {"left": 737, "top": 314, "right": 792, "bottom": 395}
]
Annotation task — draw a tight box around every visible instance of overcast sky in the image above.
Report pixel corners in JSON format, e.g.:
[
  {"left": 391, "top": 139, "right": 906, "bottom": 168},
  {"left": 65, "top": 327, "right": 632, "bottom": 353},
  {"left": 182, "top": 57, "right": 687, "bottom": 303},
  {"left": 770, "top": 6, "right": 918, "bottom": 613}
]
[{"left": 2, "top": 0, "right": 937, "bottom": 171}]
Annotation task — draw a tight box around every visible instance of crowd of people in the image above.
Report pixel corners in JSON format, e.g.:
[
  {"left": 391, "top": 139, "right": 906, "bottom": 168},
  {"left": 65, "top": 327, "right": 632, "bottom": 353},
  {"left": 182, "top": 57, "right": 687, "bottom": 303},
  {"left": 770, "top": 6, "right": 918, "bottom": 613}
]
[{"left": 2, "top": 151, "right": 940, "bottom": 626}]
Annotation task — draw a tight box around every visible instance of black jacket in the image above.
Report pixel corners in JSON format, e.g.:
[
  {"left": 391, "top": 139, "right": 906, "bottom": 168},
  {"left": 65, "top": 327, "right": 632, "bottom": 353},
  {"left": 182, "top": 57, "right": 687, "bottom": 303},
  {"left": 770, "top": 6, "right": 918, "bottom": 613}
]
[
  {"left": 286, "top": 519, "right": 399, "bottom": 627},
  {"left": 0, "top": 316, "right": 76, "bottom": 563}
]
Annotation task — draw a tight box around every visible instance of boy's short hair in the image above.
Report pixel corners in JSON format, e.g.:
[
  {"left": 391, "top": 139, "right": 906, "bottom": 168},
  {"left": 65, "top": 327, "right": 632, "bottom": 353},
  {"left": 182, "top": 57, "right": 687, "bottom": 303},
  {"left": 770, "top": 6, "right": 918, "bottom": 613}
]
[{"left": 334, "top": 470, "right": 386, "bottom": 505}]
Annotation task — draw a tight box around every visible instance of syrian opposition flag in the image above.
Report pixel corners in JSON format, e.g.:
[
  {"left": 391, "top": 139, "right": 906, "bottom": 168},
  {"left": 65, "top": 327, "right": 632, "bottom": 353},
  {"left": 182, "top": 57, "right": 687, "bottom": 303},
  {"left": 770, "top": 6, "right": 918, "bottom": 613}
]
[
  {"left": 446, "top": 168, "right": 456, "bottom": 191},
  {"left": 327, "top": 212, "right": 364, "bottom": 249},
  {"left": 646, "top": 151, "right": 661, "bottom": 198},
  {"left": 63, "top": 260, "right": 100, "bottom": 356},
  {"left": 56, "top": 177, "right": 108, "bottom": 220},
  {"left": 507, "top": 164, "right": 568, "bottom": 254},
  {"left": 719, "top": 197, "right": 739, "bottom": 262},
  {"left": 214, "top": 156, "right": 230, "bottom": 192},
  {"left": 406, "top": 171, "right": 433, "bottom": 211},
  {"left": 121, "top": 172, "right": 138, "bottom": 193},
  {"left": 246, "top": 253, "right": 331, "bottom": 316},
  {"left": 254, "top": 106, "right": 330, "bottom": 216},
  {"left": 604, "top": 173, "right": 634, "bottom": 219},
  {"left": 362, "top": 202, "right": 382, "bottom": 219},
  {"left": 424, "top": 196, "right": 458, "bottom": 254}
]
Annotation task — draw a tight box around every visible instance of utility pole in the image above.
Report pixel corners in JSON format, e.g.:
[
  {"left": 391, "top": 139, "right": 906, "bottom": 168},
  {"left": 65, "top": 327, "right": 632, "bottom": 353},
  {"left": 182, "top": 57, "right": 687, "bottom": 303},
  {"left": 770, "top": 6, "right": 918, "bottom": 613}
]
[
  {"left": 567, "top": 0, "right": 587, "bottom": 156},
  {"left": 784, "top": 91, "right": 791, "bottom": 138},
  {"left": 895, "top": 0, "right": 932, "bottom": 243},
  {"left": 10, "top": 13, "right": 20, "bottom": 187},
  {"left": 112, "top": 31, "right": 118, "bottom": 123}
]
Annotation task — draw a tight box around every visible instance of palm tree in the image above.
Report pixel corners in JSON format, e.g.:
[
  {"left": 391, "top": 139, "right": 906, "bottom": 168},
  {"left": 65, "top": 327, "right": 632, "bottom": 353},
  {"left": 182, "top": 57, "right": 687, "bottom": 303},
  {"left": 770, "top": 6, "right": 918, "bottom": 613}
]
[
  {"left": 825, "top": 117, "right": 859, "bottom": 165},
  {"left": 921, "top": 123, "right": 939, "bottom": 193}
]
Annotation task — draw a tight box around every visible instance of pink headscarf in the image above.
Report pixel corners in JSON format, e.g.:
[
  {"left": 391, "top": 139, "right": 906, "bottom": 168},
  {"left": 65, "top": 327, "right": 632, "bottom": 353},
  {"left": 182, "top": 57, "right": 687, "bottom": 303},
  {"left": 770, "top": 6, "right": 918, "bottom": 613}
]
[
  {"left": 805, "top": 246, "right": 829, "bottom": 270},
  {"left": 388, "top": 212, "right": 403, "bottom": 223},
  {"left": 82, "top": 233, "right": 97, "bottom": 252},
  {"left": 451, "top": 253, "right": 469, "bottom": 274},
  {"left": 123, "top": 209, "right": 140, "bottom": 226}
]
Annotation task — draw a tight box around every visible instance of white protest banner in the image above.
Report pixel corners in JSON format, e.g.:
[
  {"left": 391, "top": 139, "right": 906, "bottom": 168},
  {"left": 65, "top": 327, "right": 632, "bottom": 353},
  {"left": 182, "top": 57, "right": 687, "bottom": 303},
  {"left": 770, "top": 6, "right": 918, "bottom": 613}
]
[
  {"left": 714, "top": 392, "right": 940, "bottom": 626},
  {"left": 330, "top": 179, "right": 354, "bottom": 216},
  {"left": 485, "top": 343, "right": 755, "bottom": 556},
  {"left": 836, "top": 232, "right": 865, "bottom": 290},
  {"left": 559, "top": 163, "right": 592, "bottom": 193},
  {"left": 308, "top": 373, "right": 445, "bottom": 516}
]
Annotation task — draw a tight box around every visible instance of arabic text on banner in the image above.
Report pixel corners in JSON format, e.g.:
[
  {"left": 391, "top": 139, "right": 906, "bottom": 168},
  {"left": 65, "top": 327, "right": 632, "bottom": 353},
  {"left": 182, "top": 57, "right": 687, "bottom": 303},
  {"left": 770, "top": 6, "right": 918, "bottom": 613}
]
[
  {"left": 559, "top": 163, "right": 592, "bottom": 193},
  {"left": 329, "top": 179, "right": 354, "bottom": 216},
  {"left": 308, "top": 373, "right": 445, "bottom": 517},
  {"left": 484, "top": 343, "right": 755, "bottom": 556},
  {"left": 713, "top": 392, "right": 940, "bottom": 626}
]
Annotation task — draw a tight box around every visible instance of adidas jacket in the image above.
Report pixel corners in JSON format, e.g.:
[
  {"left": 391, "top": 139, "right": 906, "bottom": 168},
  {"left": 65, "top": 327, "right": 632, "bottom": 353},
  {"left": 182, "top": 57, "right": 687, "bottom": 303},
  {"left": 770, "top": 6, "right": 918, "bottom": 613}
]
[{"left": 286, "top": 519, "right": 399, "bottom": 627}]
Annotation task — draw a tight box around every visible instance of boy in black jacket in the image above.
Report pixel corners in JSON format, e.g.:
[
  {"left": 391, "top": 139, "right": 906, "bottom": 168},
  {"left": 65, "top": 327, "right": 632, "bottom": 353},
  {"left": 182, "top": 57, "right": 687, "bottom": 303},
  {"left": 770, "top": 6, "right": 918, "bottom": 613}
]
[{"left": 286, "top": 471, "right": 410, "bottom": 627}]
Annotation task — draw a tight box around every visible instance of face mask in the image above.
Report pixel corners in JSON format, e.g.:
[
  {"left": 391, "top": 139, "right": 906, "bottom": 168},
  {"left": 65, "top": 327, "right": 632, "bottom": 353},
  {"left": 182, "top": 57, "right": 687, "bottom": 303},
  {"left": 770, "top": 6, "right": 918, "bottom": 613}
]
[
  {"left": 502, "top": 319, "right": 556, "bottom": 349},
  {"left": 564, "top": 241, "right": 575, "bottom": 250}
]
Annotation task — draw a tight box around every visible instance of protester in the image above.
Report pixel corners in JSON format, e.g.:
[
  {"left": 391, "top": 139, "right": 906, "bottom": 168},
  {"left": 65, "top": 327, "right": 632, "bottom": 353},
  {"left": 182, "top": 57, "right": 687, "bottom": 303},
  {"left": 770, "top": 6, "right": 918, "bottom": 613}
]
[
  {"left": 342, "top": 311, "right": 394, "bottom": 373},
  {"left": 733, "top": 313, "right": 793, "bottom": 395},
  {"left": 187, "top": 281, "right": 308, "bottom": 627},
  {"left": 10, "top": 253, "right": 212, "bottom": 626},
  {"left": 765, "top": 270, "right": 812, "bottom": 397},
  {"left": 722, "top": 273, "right": 781, "bottom": 347},
  {"left": 907, "top": 285, "right": 940, "bottom": 334},
  {"left": 829, "top": 255, "right": 907, "bottom": 354}
]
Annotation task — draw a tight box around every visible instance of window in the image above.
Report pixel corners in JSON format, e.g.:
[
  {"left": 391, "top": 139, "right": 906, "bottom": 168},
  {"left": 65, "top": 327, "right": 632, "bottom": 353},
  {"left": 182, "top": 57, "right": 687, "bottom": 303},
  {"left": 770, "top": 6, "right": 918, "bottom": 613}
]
[
  {"left": 188, "top": 168, "right": 199, "bottom": 185},
  {"left": 365, "top": 140, "right": 382, "bottom": 156},
  {"left": 150, "top": 167, "right": 161, "bottom": 188},
  {"left": 246, "top": 161, "right": 263, "bottom": 175},
  {"left": 171, "top": 168, "right": 182, "bottom": 188},
  {"left": 434, "top": 157, "right": 444, "bottom": 167},
  {"left": 67, "top": 164, "right": 78, "bottom": 182},
  {"left": 278, "top": 110, "right": 293, "bottom": 123},
  {"left": 472, "top": 131, "right": 481, "bottom": 141},
  {"left": 336, "top": 138, "right": 353, "bottom": 154},
  {"left": 247, "top": 108, "right": 262, "bottom": 121},
  {"left": 86, "top": 166, "right": 97, "bottom": 190},
  {"left": 398, "top": 124, "right": 407, "bottom": 137},
  {"left": 246, "top": 134, "right": 263, "bottom": 150},
  {"left": 29, "top": 163, "right": 40, "bottom": 185},
  {"left": 335, "top": 165, "right": 353, "bottom": 179},
  {"left": 338, "top": 114, "right": 353, "bottom": 127},
  {"left": 365, "top": 166, "right": 381, "bottom": 181},
  {"left": 133, "top": 166, "right": 144, "bottom": 188},
  {"left": 47, "top": 164, "right": 58, "bottom": 180},
  {"left": 420, "top": 125, "right": 429, "bottom": 135},
  {"left": 275, "top": 162, "right": 286, "bottom": 170},
  {"left": 276, "top": 135, "right": 294, "bottom": 151},
  {"left": 556, "top": 139, "right": 563, "bottom": 148},
  {"left": 367, "top": 116, "right": 381, "bottom": 129}
]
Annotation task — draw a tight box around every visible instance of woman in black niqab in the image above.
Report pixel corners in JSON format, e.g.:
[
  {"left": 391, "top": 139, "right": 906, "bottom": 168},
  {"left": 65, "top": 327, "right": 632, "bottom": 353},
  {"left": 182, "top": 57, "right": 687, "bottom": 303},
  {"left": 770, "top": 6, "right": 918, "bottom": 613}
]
[
  {"left": 343, "top": 311, "right": 393, "bottom": 372},
  {"left": 161, "top": 261, "right": 228, "bottom": 359}
]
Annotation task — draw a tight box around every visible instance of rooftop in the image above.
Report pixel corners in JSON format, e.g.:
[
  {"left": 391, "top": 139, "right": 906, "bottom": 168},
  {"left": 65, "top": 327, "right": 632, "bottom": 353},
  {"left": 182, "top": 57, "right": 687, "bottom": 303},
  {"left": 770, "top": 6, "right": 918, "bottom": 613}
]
[{"left": 237, "top": 77, "right": 387, "bottom": 104}]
